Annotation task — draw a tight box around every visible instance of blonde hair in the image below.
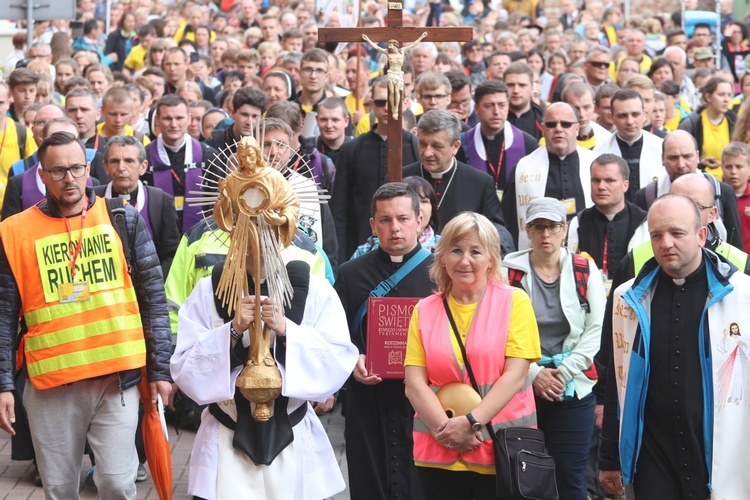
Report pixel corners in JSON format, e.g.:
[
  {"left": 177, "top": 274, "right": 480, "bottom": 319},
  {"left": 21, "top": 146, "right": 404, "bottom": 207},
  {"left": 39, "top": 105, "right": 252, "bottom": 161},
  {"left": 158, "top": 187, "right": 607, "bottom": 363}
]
[{"left": 429, "top": 212, "right": 504, "bottom": 295}]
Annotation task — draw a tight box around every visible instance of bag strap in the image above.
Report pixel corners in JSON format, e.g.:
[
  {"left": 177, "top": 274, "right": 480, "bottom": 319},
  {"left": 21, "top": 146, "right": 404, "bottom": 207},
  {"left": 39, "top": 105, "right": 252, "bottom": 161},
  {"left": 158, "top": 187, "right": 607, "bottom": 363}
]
[
  {"left": 105, "top": 197, "right": 133, "bottom": 276},
  {"left": 442, "top": 296, "right": 500, "bottom": 443},
  {"left": 352, "top": 247, "right": 431, "bottom": 347},
  {"left": 645, "top": 181, "right": 657, "bottom": 209},
  {"left": 16, "top": 121, "right": 26, "bottom": 159},
  {"left": 571, "top": 254, "right": 590, "bottom": 313}
]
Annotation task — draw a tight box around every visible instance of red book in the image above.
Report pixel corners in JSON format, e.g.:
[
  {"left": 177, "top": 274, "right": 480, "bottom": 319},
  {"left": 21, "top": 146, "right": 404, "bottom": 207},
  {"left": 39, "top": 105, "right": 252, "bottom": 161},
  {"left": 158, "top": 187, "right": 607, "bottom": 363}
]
[{"left": 365, "top": 297, "right": 420, "bottom": 379}]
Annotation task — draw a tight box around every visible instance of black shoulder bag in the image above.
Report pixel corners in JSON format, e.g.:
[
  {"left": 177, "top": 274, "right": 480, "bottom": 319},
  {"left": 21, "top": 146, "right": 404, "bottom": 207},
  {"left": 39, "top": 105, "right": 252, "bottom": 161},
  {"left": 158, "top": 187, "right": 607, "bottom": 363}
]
[{"left": 442, "top": 297, "right": 558, "bottom": 500}]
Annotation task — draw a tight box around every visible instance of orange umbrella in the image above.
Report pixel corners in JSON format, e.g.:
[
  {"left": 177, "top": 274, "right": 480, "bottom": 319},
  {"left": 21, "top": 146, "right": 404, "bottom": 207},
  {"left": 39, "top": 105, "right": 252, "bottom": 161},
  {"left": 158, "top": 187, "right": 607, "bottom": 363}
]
[{"left": 138, "top": 368, "right": 173, "bottom": 500}]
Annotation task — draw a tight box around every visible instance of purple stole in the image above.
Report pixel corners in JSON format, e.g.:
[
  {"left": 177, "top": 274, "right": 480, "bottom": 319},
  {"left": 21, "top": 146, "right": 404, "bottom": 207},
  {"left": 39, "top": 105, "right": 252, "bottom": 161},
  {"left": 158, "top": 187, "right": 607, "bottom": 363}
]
[
  {"left": 22, "top": 164, "right": 94, "bottom": 210},
  {"left": 146, "top": 138, "right": 204, "bottom": 233},
  {"left": 463, "top": 124, "right": 527, "bottom": 184},
  {"left": 135, "top": 186, "right": 153, "bottom": 239}
]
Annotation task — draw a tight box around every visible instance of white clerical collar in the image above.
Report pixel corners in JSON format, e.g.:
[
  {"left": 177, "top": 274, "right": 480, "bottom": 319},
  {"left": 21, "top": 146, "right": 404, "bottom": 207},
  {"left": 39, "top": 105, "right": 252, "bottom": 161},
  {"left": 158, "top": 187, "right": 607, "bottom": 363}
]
[
  {"left": 163, "top": 135, "right": 187, "bottom": 152},
  {"left": 428, "top": 158, "right": 456, "bottom": 179},
  {"left": 616, "top": 132, "right": 642, "bottom": 147},
  {"left": 390, "top": 255, "right": 404, "bottom": 263}
]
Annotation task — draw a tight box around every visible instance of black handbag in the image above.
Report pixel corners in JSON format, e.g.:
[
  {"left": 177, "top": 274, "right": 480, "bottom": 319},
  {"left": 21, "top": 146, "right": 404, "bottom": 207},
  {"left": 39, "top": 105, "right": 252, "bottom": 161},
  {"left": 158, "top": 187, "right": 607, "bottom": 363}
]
[{"left": 443, "top": 298, "right": 558, "bottom": 500}]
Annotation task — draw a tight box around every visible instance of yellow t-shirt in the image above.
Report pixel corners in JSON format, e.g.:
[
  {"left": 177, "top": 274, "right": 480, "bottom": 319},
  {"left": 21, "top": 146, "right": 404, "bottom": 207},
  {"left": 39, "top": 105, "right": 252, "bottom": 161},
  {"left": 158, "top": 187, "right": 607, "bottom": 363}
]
[
  {"left": 701, "top": 109, "right": 729, "bottom": 181},
  {"left": 404, "top": 289, "right": 541, "bottom": 474},
  {"left": 664, "top": 112, "right": 682, "bottom": 132},
  {"left": 0, "top": 118, "right": 37, "bottom": 213},
  {"left": 96, "top": 122, "right": 151, "bottom": 146},
  {"left": 344, "top": 92, "right": 366, "bottom": 119},
  {"left": 124, "top": 44, "right": 148, "bottom": 72}
]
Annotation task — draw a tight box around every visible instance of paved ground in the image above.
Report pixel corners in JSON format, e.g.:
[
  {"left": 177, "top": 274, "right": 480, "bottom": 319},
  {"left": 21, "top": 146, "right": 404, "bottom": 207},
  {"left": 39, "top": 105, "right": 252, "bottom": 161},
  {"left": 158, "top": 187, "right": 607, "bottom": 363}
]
[{"left": 0, "top": 404, "right": 350, "bottom": 499}]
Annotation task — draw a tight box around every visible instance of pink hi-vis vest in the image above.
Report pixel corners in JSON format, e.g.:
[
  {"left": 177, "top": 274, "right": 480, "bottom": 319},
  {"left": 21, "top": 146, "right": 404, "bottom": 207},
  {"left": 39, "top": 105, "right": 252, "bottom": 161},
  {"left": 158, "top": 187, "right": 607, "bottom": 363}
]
[{"left": 412, "top": 283, "right": 537, "bottom": 468}]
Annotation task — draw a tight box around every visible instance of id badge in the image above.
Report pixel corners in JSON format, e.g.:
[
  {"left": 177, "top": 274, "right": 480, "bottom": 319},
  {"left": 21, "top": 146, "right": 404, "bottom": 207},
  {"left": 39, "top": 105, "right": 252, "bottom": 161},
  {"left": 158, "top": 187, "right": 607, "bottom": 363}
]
[
  {"left": 59, "top": 281, "right": 91, "bottom": 303},
  {"left": 496, "top": 190, "right": 503, "bottom": 202},
  {"left": 175, "top": 196, "right": 185, "bottom": 211},
  {"left": 603, "top": 279, "right": 613, "bottom": 297},
  {"left": 561, "top": 197, "right": 577, "bottom": 215}
]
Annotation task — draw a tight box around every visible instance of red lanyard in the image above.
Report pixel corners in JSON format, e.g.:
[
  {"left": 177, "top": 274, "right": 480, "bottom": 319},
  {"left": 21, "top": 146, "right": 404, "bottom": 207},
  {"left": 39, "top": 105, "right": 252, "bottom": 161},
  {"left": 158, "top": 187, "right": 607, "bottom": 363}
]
[
  {"left": 170, "top": 168, "right": 182, "bottom": 185},
  {"left": 93, "top": 133, "right": 100, "bottom": 151},
  {"left": 485, "top": 141, "right": 505, "bottom": 185},
  {"left": 63, "top": 204, "right": 88, "bottom": 281},
  {"left": 602, "top": 233, "right": 608, "bottom": 277}
]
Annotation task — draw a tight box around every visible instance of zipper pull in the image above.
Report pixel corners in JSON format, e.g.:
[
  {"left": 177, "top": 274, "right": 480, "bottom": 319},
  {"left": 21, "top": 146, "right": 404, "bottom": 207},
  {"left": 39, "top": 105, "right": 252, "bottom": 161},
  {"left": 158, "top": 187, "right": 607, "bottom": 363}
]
[{"left": 522, "top": 462, "right": 526, "bottom": 472}]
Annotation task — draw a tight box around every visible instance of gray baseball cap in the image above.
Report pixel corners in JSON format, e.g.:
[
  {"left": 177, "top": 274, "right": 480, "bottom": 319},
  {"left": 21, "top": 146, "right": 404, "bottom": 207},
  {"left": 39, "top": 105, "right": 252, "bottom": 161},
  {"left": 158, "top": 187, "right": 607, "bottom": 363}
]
[{"left": 525, "top": 197, "right": 567, "bottom": 224}]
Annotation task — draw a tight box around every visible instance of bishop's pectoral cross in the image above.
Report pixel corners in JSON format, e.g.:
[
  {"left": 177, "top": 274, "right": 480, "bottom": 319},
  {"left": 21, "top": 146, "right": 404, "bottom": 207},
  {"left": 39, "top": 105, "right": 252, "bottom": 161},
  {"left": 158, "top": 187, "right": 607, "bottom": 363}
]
[{"left": 319, "top": 3, "right": 472, "bottom": 182}]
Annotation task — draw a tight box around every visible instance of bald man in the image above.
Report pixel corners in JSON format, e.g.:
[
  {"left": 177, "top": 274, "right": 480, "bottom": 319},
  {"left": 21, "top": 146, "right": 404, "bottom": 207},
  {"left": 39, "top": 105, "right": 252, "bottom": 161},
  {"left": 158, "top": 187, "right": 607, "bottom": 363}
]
[
  {"left": 502, "top": 102, "right": 599, "bottom": 249},
  {"left": 601, "top": 192, "right": 750, "bottom": 499},
  {"left": 633, "top": 130, "right": 744, "bottom": 250}
]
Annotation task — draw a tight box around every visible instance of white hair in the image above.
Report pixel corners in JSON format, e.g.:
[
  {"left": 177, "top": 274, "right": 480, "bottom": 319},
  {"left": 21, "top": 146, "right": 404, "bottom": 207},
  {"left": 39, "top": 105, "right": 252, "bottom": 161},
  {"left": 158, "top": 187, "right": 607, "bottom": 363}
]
[{"left": 663, "top": 45, "right": 687, "bottom": 64}]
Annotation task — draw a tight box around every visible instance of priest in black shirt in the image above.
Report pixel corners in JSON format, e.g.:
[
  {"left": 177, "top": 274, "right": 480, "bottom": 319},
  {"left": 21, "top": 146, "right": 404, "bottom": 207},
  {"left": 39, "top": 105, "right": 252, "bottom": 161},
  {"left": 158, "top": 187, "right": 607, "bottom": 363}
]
[
  {"left": 330, "top": 76, "right": 420, "bottom": 264},
  {"left": 335, "top": 183, "right": 434, "bottom": 500},
  {"left": 403, "top": 110, "right": 515, "bottom": 254},
  {"left": 567, "top": 154, "right": 648, "bottom": 282},
  {"left": 600, "top": 193, "right": 750, "bottom": 499},
  {"left": 455, "top": 80, "right": 538, "bottom": 193},
  {"left": 142, "top": 95, "right": 220, "bottom": 234}
]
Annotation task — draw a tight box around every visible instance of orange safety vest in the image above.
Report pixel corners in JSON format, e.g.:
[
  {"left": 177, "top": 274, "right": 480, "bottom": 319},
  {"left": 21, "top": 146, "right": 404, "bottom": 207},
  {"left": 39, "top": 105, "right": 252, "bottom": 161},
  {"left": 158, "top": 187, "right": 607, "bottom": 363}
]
[
  {"left": 413, "top": 284, "right": 536, "bottom": 468},
  {"left": 0, "top": 198, "right": 146, "bottom": 390}
]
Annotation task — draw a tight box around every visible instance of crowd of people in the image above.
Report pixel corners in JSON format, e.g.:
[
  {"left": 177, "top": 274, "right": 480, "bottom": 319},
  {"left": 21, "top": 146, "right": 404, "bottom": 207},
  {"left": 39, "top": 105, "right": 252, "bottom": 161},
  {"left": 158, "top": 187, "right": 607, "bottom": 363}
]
[{"left": 0, "top": 0, "right": 750, "bottom": 498}]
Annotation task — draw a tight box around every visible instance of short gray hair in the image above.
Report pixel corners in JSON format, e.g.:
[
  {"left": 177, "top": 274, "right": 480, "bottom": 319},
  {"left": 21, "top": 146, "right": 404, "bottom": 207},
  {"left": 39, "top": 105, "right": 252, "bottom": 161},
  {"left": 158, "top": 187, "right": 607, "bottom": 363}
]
[
  {"left": 103, "top": 135, "right": 147, "bottom": 164},
  {"left": 417, "top": 109, "right": 462, "bottom": 144}
]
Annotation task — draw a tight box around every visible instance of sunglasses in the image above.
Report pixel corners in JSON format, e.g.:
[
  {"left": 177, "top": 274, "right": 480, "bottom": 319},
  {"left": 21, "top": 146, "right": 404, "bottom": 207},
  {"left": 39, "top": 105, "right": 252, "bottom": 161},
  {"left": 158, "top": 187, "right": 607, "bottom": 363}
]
[
  {"left": 543, "top": 121, "right": 576, "bottom": 129},
  {"left": 372, "top": 99, "right": 387, "bottom": 108},
  {"left": 587, "top": 61, "right": 610, "bottom": 69}
]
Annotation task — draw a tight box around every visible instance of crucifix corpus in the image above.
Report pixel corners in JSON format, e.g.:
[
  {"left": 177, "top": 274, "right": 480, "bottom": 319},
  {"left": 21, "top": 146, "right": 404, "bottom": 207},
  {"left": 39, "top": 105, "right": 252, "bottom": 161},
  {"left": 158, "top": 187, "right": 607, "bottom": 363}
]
[{"left": 319, "top": 3, "right": 472, "bottom": 182}]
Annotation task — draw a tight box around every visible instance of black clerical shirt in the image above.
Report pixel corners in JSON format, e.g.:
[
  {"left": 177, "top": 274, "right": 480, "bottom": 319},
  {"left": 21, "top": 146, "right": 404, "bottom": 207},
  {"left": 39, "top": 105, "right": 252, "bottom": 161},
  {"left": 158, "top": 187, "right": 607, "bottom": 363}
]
[
  {"left": 637, "top": 262, "right": 710, "bottom": 499},
  {"left": 616, "top": 135, "right": 645, "bottom": 202},
  {"left": 576, "top": 207, "right": 636, "bottom": 279},
  {"left": 546, "top": 151, "right": 585, "bottom": 221}
]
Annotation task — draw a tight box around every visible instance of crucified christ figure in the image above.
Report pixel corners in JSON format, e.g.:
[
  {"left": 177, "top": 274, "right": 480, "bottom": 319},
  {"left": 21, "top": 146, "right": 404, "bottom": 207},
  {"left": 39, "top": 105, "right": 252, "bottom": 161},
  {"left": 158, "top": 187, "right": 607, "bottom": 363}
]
[{"left": 362, "top": 32, "right": 428, "bottom": 120}]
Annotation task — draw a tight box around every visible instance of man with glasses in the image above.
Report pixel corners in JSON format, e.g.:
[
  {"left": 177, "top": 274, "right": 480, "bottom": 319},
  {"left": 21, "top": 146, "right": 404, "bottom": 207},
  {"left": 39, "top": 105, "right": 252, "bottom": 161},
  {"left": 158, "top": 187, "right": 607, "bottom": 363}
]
[
  {"left": 291, "top": 48, "right": 330, "bottom": 118},
  {"left": 584, "top": 46, "right": 612, "bottom": 90},
  {"left": 330, "top": 76, "right": 420, "bottom": 263},
  {"left": 632, "top": 129, "right": 744, "bottom": 249},
  {"left": 0, "top": 131, "right": 172, "bottom": 499},
  {"left": 445, "top": 71, "right": 474, "bottom": 127},
  {"left": 503, "top": 102, "right": 599, "bottom": 249},
  {"left": 456, "top": 79, "right": 538, "bottom": 194},
  {"left": 415, "top": 71, "right": 451, "bottom": 121}
]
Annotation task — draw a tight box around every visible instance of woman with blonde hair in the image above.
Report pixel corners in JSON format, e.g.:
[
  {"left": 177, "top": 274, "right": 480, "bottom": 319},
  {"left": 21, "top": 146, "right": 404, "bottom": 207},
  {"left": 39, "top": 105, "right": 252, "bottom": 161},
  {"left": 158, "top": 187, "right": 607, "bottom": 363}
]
[{"left": 405, "top": 212, "right": 541, "bottom": 499}]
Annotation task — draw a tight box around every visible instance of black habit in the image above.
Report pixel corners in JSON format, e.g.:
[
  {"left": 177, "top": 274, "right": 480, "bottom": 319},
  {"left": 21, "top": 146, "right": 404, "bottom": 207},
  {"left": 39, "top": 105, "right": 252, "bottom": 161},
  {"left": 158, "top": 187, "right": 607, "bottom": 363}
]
[
  {"left": 402, "top": 160, "right": 515, "bottom": 254},
  {"left": 574, "top": 201, "right": 647, "bottom": 279},
  {"left": 334, "top": 245, "right": 434, "bottom": 500},
  {"left": 329, "top": 127, "right": 420, "bottom": 264}
]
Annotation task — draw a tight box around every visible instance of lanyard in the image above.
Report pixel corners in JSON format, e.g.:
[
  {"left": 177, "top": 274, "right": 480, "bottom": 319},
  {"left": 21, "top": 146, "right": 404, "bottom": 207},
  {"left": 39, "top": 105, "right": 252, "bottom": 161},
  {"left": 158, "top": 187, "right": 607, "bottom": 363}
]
[
  {"left": 63, "top": 204, "right": 88, "bottom": 281},
  {"left": 93, "top": 133, "right": 99, "bottom": 151},
  {"left": 485, "top": 140, "right": 505, "bottom": 185},
  {"left": 602, "top": 233, "right": 608, "bottom": 277}
]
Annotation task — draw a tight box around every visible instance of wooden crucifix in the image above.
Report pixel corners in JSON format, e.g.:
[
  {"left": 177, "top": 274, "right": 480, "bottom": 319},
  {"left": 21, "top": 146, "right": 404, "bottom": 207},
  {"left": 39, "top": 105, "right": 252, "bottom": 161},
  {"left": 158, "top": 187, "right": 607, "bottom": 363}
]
[{"left": 319, "top": 5, "right": 472, "bottom": 182}]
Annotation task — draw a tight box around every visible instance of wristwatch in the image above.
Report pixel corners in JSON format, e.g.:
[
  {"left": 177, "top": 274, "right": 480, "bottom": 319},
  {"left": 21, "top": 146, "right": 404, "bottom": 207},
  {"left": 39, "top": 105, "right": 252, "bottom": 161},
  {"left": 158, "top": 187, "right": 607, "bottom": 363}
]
[{"left": 466, "top": 412, "right": 482, "bottom": 433}]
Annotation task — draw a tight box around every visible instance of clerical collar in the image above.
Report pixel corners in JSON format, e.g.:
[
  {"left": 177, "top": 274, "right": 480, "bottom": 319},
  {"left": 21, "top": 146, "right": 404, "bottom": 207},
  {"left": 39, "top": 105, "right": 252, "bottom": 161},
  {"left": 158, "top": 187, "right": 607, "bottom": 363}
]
[
  {"left": 113, "top": 183, "right": 139, "bottom": 202},
  {"left": 661, "top": 254, "right": 705, "bottom": 286},
  {"left": 390, "top": 255, "right": 404, "bottom": 263},
  {"left": 616, "top": 132, "right": 642, "bottom": 147},
  {"left": 164, "top": 136, "right": 187, "bottom": 152},
  {"left": 427, "top": 157, "right": 456, "bottom": 179},
  {"left": 577, "top": 129, "right": 594, "bottom": 141}
]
